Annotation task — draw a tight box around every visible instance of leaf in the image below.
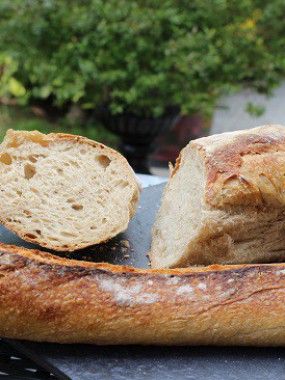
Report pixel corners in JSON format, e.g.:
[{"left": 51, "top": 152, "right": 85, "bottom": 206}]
[
  {"left": 37, "top": 85, "right": 52, "bottom": 99},
  {"left": 7, "top": 78, "right": 26, "bottom": 97},
  {"left": 246, "top": 102, "right": 265, "bottom": 117}
]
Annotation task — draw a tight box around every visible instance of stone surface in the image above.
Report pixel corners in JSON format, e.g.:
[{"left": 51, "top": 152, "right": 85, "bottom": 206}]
[{"left": 4, "top": 183, "right": 285, "bottom": 380}]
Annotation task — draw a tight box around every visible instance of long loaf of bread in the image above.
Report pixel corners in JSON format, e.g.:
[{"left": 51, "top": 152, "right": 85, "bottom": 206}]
[{"left": 1, "top": 243, "right": 285, "bottom": 346}]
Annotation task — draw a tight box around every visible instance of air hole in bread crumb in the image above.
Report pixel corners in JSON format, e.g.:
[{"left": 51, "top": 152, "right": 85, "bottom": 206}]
[
  {"left": 30, "top": 187, "right": 39, "bottom": 194},
  {"left": 0, "top": 153, "right": 12, "bottom": 165},
  {"left": 71, "top": 161, "right": 80, "bottom": 168},
  {"left": 24, "top": 210, "right": 31, "bottom": 216},
  {"left": 90, "top": 226, "right": 97, "bottom": 230},
  {"left": 61, "top": 231, "right": 77, "bottom": 237},
  {"left": 96, "top": 155, "right": 111, "bottom": 169},
  {"left": 72, "top": 204, "right": 83, "bottom": 211},
  {"left": 28, "top": 154, "right": 46, "bottom": 163},
  {"left": 57, "top": 168, "right": 63, "bottom": 174},
  {"left": 80, "top": 149, "right": 87, "bottom": 155},
  {"left": 26, "top": 233, "right": 37, "bottom": 240},
  {"left": 117, "top": 180, "right": 128, "bottom": 188},
  {"left": 35, "top": 229, "right": 42, "bottom": 235},
  {"left": 67, "top": 198, "right": 75, "bottom": 203},
  {"left": 62, "top": 146, "right": 72, "bottom": 152},
  {"left": 24, "top": 164, "right": 36, "bottom": 180},
  {"left": 29, "top": 156, "right": 37, "bottom": 163},
  {"left": 16, "top": 190, "right": 22, "bottom": 196},
  {"left": 102, "top": 218, "right": 107, "bottom": 224}
]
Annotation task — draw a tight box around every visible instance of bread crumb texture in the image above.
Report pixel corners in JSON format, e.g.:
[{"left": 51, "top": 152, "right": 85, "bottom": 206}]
[
  {"left": 0, "top": 130, "right": 141, "bottom": 251},
  {"left": 151, "top": 125, "right": 285, "bottom": 268}
]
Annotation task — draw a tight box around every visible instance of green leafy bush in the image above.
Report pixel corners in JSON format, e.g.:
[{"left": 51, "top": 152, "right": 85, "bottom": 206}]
[
  {"left": 0, "top": 105, "right": 118, "bottom": 145},
  {"left": 0, "top": 55, "right": 26, "bottom": 100},
  {"left": 0, "top": 0, "right": 285, "bottom": 117}
]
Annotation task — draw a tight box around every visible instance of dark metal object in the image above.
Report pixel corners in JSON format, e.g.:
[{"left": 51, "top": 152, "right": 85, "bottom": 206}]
[
  {"left": 0, "top": 339, "right": 55, "bottom": 379},
  {"left": 96, "top": 107, "right": 181, "bottom": 174},
  {"left": 7, "top": 341, "right": 285, "bottom": 380},
  {"left": 2, "top": 184, "right": 285, "bottom": 380}
]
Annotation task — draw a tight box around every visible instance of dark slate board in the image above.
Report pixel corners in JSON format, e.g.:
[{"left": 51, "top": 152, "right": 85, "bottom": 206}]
[
  {"left": 6, "top": 342, "right": 285, "bottom": 380},
  {"left": 3, "top": 184, "right": 285, "bottom": 380}
]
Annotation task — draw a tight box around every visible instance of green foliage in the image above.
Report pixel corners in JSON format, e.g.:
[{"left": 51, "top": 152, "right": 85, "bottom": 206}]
[
  {"left": 0, "top": 0, "right": 285, "bottom": 117},
  {"left": 0, "top": 55, "right": 26, "bottom": 100},
  {"left": 0, "top": 105, "right": 118, "bottom": 146},
  {"left": 246, "top": 102, "right": 265, "bottom": 117}
]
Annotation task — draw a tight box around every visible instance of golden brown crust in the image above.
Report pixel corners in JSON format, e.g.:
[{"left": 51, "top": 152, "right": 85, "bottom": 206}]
[
  {"left": 3, "top": 129, "right": 118, "bottom": 156},
  {"left": 193, "top": 125, "right": 285, "bottom": 208},
  {"left": 1, "top": 242, "right": 285, "bottom": 346},
  {"left": 170, "top": 149, "right": 183, "bottom": 179}
]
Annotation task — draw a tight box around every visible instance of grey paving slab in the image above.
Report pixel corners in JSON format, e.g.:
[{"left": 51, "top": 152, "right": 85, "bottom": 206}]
[{"left": 211, "top": 82, "right": 285, "bottom": 134}]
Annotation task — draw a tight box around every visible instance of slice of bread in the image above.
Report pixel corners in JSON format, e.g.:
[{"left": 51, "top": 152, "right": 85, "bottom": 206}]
[
  {"left": 150, "top": 125, "right": 285, "bottom": 268},
  {"left": 0, "top": 129, "right": 141, "bottom": 251}
]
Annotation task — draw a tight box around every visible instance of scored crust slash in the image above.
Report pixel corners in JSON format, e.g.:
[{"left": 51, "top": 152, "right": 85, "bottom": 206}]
[{"left": 0, "top": 243, "right": 285, "bottom": 346}]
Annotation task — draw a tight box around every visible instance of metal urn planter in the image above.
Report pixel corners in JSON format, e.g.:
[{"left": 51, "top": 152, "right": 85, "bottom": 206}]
[{"left": 96, "top": 106, "right": 181, "bottom": 174}]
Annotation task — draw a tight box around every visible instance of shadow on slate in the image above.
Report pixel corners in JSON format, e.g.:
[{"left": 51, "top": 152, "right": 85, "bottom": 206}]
[
  {"left": 3, "top": 183, "right": 285, "bottom": 380},
  {"left": 6, "top": 342, "right": 285, "bottom": 380}
]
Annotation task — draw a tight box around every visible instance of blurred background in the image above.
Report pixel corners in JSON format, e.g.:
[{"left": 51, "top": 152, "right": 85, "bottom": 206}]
[{"left": 0, "top": 0, "right": 284, "bottom": 175}]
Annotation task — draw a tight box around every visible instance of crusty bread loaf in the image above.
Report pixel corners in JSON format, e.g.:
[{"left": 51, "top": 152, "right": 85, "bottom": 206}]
[
  {"left": 1, "top": 242, "right": 285, "bottom": 346},
  {"left": 150, "top": 125, "right": 285, "bottom": 268},
  {"left": 0, "top": 130, "right": 141, "bottom": 251}
]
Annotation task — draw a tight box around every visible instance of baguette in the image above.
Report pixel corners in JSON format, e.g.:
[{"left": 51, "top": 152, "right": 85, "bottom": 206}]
[
  {"left": 151, "top": 124, "right": 285, "bottom": 268},
  {"left": 0, "top": 130, "right": 141, "bottom": 251},
  {"left": 1, "top": 242, "right": 285, "bottom": 346}
]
